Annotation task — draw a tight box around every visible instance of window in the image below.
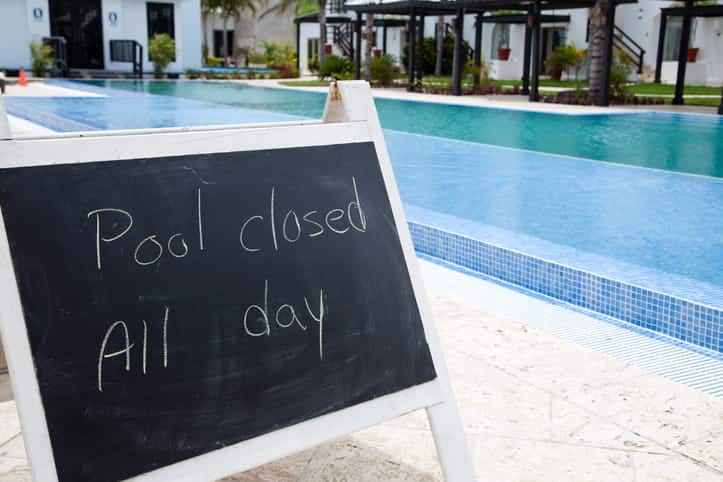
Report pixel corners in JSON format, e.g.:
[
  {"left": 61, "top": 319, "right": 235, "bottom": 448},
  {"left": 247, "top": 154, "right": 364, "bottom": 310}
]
[
  {"left": 663, "top": 17, "right": 698, "bottom": 61},
  {"left": 490, "top": 24, "right": 510, "bottom": 59},
  {"left": 213, "top": 30, "right": 235, "bottom": 58},
  {"left": 147, "top": 2, "right": 175, "bottom": 61},
  {"left": 308, "top": 38, "right": 320, "bottom": 61},
  {"left": 147, "top": 3, "right": 174, "bottom": 38}
]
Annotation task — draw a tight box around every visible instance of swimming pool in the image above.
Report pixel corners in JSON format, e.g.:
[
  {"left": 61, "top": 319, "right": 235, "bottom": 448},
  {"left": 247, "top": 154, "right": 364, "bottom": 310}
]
[
  {"left": 4, "top": 79, "right": 722, "bottom": 354},
  {"left": 81, "top": 79, "right": 723, "bottom": 178}
]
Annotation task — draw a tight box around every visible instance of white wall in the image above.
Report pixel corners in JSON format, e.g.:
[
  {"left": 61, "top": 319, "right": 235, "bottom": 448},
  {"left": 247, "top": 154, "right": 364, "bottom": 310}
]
[
  {"left": 0, "top": 0, "right": 50, "bottom": 69},
  {"left": 104, "top": 0, "right": 201, "bottom": 72},
  {"left": 0, "top": 0, "right": 201, "bottom": 72}
]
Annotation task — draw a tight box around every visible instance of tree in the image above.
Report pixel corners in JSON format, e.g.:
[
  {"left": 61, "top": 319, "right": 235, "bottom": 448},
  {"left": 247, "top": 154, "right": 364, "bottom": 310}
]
[
  {"left": 587, "top": 0, "right": 610, "bottom": 105},
  {"left": 261, "top": 0, "right": 328, "bottom": 65},
  {"left": 434, "top": 16, "right": 444, "bottom": 76},
  {"left": 364, "top": 13, "right": 374, "bottom": 81},
  {"left": 201, "top": 0, "right": 221, "bottom": 61}
]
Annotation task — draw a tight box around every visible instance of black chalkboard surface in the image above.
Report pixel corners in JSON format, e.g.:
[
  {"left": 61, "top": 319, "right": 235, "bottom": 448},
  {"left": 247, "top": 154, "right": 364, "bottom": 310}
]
[{"left": 0, "top": 142, "right": 436, "bottom": 482}]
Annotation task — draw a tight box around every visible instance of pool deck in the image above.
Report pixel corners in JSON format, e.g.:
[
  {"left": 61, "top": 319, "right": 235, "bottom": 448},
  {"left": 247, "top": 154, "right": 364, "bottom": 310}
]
[{"left": 1, "top": 260, "right": 723, "bottom": 482}]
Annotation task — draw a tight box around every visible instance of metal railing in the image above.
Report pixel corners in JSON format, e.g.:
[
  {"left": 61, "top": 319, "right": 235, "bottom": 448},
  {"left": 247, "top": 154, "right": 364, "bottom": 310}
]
[
  {"left": 110, "top": 40, "right": 143, "bottom": 79},
  {"left": 613, "top": 25, "right": 645, "bottom": 74},
  {"left": 43, "top": 36, "right": 68, "bottom": 77}
]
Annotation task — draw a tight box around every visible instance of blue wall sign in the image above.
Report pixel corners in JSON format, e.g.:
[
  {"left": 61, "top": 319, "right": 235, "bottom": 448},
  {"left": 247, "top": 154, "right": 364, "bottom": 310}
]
[
  {"left": 109, "top": 12, "right": 118, "bottom": 24},
  {"left": 32, "top": 8, "right": 43, "bottom": 19}
]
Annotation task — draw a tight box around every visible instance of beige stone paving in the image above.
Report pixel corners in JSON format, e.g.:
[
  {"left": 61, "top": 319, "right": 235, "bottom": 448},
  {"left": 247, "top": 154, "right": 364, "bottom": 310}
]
[{"left": 1, "top": 295, "right": 722, "bottom": 481}]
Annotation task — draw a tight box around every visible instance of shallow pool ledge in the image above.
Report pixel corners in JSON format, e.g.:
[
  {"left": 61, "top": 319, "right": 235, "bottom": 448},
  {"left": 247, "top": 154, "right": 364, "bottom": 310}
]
[{"left": 404, "top": 205, "right": 723, "bottom": 355}]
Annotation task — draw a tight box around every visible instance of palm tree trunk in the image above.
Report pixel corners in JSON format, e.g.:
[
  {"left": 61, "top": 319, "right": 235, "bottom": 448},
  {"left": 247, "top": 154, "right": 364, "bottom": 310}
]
[
  {"left": 318, "top": 0, "right": 327, "bottom": 65},
  {"left": 434, "top": 16, "right": 444, "bottom": 76},
  {"left": 202, "top": 12, "right": 208, "bottom": 61},
  {"left": 588, "top": 0, "right": 608, "bottom": 103},
  {"left": 364, "top": 14, "right": 374, "bottom": 81}
]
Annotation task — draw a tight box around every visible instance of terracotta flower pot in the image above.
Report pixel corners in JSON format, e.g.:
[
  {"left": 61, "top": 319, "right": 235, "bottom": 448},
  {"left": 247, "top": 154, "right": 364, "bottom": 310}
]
[
  {"left": 687, "top": 48, "right": 699, "bottom": 62},
  {"left": 373, "top": 49, "right": 382, "bottom": 57},
  {"left": 498, "top": 47, "right": 511, "bottom": 61},
  {"left": 548, "top": 66, "right": 563, "bottom": 81}
]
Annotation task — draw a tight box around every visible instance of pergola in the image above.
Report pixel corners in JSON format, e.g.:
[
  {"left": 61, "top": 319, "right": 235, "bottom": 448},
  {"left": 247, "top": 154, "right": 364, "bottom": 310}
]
[
  {"left": 345, "top": 0, "right": 631, "bottom": 105},
  {"left": 654, "top": 2, "right": 723, "bottom": 111},
  {"left": 294, "top": 13, "right": 407, "bottom": 71}
]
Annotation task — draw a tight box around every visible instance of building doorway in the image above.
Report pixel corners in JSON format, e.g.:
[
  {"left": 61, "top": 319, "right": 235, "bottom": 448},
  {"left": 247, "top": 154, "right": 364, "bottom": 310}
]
[
  {"left": 540, "top": 27, "right": 567, "bottom": 67},
  {"left": 49, "top": 0, "right": 104, "bottom": 69},
  {"left": 213, "top": 30, "right": 235, "bottom": 59}
]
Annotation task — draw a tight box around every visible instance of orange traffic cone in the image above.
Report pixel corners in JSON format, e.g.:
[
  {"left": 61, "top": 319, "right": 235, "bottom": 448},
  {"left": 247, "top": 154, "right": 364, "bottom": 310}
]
[{"left": 18, "top": 68, "right": 28, "bottom": 86}]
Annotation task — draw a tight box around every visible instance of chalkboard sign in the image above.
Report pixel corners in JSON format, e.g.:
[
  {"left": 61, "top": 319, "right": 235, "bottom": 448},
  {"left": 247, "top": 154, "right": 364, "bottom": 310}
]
[{"left": 0, "top": 82, "right": 475, "bottom": 482}]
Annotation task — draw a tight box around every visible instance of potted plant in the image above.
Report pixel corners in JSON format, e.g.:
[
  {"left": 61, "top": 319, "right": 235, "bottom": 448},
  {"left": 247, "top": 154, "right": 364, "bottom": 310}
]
[
  {"left": 148, "top": 33, "right": 175, "bottom": 79},
  {"left": 687, "top": 47, "right": 699, "bottom": 62},
  {"left": 498, "top": 44, "right": 511, "bottom": 61},
  {"left": 29, "top": 41, "right": 54, "bottom": 78},
  {"left": 545, "top": 44, "right": 579, "bottom": 81}
]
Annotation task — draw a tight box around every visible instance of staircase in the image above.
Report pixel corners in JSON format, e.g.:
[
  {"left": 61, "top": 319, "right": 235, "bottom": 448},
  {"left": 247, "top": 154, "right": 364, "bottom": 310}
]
[
  {"left": 332, "top": 24, "right": 354, "bottom": 59},
  {"left": 613, "top": 25, "right": 645, "bottom": 74}
]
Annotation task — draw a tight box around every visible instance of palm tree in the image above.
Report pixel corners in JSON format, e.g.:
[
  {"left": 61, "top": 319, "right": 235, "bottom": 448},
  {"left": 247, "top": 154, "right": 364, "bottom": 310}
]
[
  {"left": 261, "top": 0, "right": 328, "bottom": 65},
  {"left": 201, "top": 0, "right": 221, "bottom": 61},
  {"left": 434, "top": 16, "right": 444, "bottom": 76},
  {"left": 364, "top": 13, "right": 374, "bottom": 81},
  {"left": 587, "top": 0, "right": 610, "bottom": 105}
]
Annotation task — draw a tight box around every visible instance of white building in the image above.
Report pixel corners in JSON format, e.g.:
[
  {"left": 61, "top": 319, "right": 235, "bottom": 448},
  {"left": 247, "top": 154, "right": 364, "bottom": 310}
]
[
  {"left": 298, "top": 0, "right": 723, "bottom": 86},
  {"left": 0, "top": 0, "right": 202, "bottom": 73},
  {"left": 204, "top": 2, "right": 296, "bottom": 62}
]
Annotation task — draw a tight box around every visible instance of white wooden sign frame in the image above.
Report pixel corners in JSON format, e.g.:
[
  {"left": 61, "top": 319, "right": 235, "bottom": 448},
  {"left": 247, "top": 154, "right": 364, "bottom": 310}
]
[{"left": 0, "top": 81, "right": 475, "bottom": 482}]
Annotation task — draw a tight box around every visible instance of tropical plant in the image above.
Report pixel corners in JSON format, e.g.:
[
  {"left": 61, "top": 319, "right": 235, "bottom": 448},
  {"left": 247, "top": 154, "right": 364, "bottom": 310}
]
[
  {"left": 545, "top": 44, "right": 586, "bottom": 82},
  {"left": 29, "top": 41, "right": 54, "bottom": 77},
  {"left": 318, "top": 55, "right": 352, "bottom": 79},
  {"left": 609, "top": 48, "right": 634, "bottom": 98},
  {"left": 370, "top": 55, "right": 396, "bottom": 85},
  {"left": 149, "top": 33, "right": 176, "bottom": 78},
  {"left": 464, "top": 58, "right": 491, "bottom": 92}
]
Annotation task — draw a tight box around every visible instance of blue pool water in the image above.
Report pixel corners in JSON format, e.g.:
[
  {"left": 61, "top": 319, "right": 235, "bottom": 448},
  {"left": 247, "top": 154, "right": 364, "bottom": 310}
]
[
  {"left": 4, "top": 80, "right": 722, "bottom": 312},
  {"left": 77, "top": 79, "right": 723, "bottom": 178}
]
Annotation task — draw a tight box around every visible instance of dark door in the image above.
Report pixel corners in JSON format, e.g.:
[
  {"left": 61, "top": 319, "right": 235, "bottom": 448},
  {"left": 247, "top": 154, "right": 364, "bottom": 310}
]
[
  {"left": 49, "top": 0, "right": 104, "bottom": 69},
  {"left": 213, "top": 30, "right": 235, "bottom": 58}
]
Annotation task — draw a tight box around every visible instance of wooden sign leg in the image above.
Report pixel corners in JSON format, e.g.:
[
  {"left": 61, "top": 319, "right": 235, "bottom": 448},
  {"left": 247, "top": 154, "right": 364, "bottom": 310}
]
[
  {"left": 427, "top": 401, "right": 477, "bottom": 481},
  {"left": 0, "top": 94, "right": 11, "bottom": 139},
  {"left": 326, "top": 81, "right": 477, "bottom": 481}
]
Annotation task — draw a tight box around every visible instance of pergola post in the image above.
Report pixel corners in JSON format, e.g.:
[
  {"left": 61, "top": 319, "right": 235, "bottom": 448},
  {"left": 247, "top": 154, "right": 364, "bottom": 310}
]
[
  {"left": 407, "top": 12, "right": 416, "bottom": 91},
  {"left": 474, "top": 14, "right": 483, "bottom": 66},
  {"left": 529, "top": 2, "right": 541, "bottom": 102},
  {"left": 654, "top": 13, "right": 667, "bottom": 83},
  {"left": 522, "top": 9, "right": 533, "bottom": 95},
  {"left": 417, "top": 15, "right": 425, "bottom": 87},
  {"left": 598, "top": 0, "right": 617, "bottom": 106},
  {"left": 673, "top": 0, "right": 693, "bottom": 105},
  {"left": 354, "top": 13, "right": 363, "bottom": 80},
  {"left": 383, "top": 25, "right": 388, "bottom": 55},
  {"left": 451, "top": 7, "right": 465, "bottom": 96},
  {"left": 295, "top": 22, "right": 300, "bottom": 72}
]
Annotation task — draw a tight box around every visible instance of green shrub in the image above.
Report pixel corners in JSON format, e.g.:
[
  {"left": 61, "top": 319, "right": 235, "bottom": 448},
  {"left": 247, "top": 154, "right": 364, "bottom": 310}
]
[
  {"left": 401, "top": 36, "right": 472, "bottom": 76},
  {"left": 319, "top": 55, "right": 352, "bottom": 79},
  {"left": 205, "top": 55, "right": 221, "bottom": 67},
  {"left": 185, "top": 68, "right": 201, "bottom": 79},
  {"left": 29, "top": 41, "right": 54, "bottom": 77},
  {"left": 610, "top": 48, "right": 634, "bottom": 98},
  {"left": 247, "top": 53, "right": 267, "bottom": 65},
  {"left": 149, "top": 33, "right": 175, "bottom": 78},
  {"left": 464, "top": 58, "right": 491, "bottom": 92},
  {"left": 308, "top": 57, "right": 320, "bottom": 74},
  {"left": 369, "top": 54, "right": 395, "bottom": 85}
]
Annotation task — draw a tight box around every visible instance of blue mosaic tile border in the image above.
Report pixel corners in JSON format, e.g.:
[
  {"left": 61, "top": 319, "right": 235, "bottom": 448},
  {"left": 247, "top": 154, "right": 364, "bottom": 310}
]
[{"left": 409, "top": 221, "right": 723, "bottom": 354}]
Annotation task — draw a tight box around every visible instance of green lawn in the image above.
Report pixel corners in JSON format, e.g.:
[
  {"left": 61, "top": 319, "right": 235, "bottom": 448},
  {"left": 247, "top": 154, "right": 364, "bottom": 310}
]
[
  {"left": 665, "top": 97, "right": 721, "bottom": 107},
  {"left": 628, "top": 83, "right": 721, "bottom": 96},
  {"left": 278, "top": 80, "right": 331, "bottom": 87}
]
